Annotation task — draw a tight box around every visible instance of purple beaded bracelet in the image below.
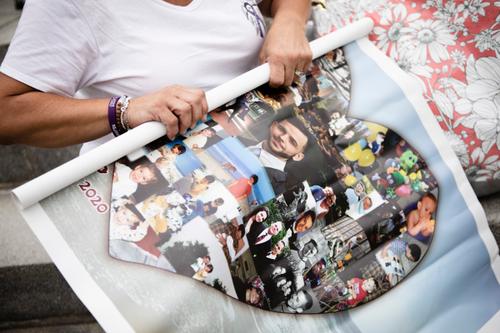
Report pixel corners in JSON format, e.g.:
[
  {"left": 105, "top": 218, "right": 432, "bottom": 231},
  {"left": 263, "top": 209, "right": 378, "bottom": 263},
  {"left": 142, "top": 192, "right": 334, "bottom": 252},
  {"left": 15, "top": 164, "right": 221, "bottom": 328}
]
[{"left": 108, "top": 96, "right": 121, "bottom": 137}]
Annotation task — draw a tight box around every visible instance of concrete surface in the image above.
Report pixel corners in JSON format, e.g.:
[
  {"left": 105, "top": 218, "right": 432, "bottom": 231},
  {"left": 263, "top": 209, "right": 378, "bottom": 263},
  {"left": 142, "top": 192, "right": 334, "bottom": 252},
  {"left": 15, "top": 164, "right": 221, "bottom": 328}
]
[
  {"left": 481, "top": 192, "right": 500, "bottom": 245},
  {"left": 0, "top": 190, "right": 51, "bottom": 266},
  {"left": 0, "top": 0, "right": 20, "bottom": 46},
  {"left": 0, "top": 265, "right": 98, "bottom": 327}
]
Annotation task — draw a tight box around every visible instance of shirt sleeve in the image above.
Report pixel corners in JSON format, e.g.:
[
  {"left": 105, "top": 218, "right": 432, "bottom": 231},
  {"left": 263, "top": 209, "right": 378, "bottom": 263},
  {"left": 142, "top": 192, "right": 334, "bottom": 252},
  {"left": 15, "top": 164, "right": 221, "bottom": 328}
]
[{"left": 0, "top": 0, "right": 99, "bottom": 97}]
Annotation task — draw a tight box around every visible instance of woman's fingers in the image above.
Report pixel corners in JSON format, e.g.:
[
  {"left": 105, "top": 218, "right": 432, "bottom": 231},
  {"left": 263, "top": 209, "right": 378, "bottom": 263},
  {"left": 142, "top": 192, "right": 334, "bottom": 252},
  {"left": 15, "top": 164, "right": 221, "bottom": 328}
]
[
  {"left": 174, "top": 87, "right": 208, "bottom": 128},
  {"left": 258, "top": 14, "right": 312, "bottom": 87},
  {"left": 127, "top": 85, "right": 208, "bottom": 140},
  {"left": 167, "top": 96, "right": 192, "bottom": 134},
  {"left": 267, "top": 57, "right": 286, "bottom": 87},
  {"left": 158, "top": 108, "right": 179, "bottom": 140},
  {"left": 297, "top": 48, "right": 313, "bottom": 73}
]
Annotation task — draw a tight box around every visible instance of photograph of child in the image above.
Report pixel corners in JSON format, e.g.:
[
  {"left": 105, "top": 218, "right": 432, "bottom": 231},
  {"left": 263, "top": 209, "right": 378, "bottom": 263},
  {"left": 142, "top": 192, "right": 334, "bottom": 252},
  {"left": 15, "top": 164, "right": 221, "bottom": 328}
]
[
  {"left": 345, "top": 277, "right": 377, "bottom": 307},
  {"left": 109, "top": 198, "right": 149, "bottom": 242},
  {"left": 183, "top": 122, "right": 225, "bottom": 151},
  {"left": 210, "top": 217, "right": 249, "bottom": 263},
  {"left": 198, "top": 136, "right": 276, "bottom": 214},
  {"left": 375, "top": 235, "right": 423, "bottom": 286},
  {"left": 345, "top": 176, "right": 385, "bottom": 220},
  {"left": 112, "top": 157, "right": 168, "bottom": 203},
  {"left": 232, "top": 275, "right": 270, "bottom": 310},
  {"left": 143, "top": 142, "right": 191, "bottom": 184},
  {"left": 285, "top": 210, "right": 318, "bottom": 244},
  {"left": 191, "top": 255, "right": 214, "bottom": 281},
  {"left": 277, "top": 288, "right": 317, "bottom": 314},
  {"left": 406, "top": 192, "right": 438, "bottom": 244}
]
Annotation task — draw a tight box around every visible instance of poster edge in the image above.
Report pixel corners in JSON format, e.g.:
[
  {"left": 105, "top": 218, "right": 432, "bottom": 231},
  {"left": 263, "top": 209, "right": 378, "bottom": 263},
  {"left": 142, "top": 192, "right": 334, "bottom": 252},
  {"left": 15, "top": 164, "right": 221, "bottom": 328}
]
[
  {"left": 20, "top": 203, "right": 135, "bottom": 333},
  {"left": 354, "top": 37, "right": 500, "bottom": 283}
]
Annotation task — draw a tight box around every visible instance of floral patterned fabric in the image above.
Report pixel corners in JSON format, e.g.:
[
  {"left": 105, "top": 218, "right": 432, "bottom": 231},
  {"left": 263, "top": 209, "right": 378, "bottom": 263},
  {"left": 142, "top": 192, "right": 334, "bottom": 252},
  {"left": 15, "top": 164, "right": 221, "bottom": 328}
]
[{"left": 312, "top": 0, "right": 500, "bottom": 196}]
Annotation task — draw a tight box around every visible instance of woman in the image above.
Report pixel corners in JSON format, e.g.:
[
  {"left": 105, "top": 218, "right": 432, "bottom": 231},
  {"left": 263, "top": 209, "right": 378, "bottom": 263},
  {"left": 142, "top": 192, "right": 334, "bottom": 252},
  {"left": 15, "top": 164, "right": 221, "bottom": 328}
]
[
  {"left": 0, "top": 0, "right": 312, "bottom": 150},
  {"left": 244, "top": 206, "right": 270, "bottom": 236}
]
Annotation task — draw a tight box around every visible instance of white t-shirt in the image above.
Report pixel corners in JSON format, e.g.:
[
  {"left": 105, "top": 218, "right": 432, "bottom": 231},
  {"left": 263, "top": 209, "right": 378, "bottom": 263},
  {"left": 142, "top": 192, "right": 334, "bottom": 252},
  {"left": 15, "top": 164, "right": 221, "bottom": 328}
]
[{"left": 1, "top": 0, "right": 265, "bottom": 152}]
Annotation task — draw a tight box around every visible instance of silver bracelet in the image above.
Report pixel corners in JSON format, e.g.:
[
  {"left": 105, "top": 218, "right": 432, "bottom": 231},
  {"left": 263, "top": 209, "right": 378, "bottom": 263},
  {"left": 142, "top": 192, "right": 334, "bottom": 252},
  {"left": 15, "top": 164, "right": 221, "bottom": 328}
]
[{"left": 118, "top": 95, "right": 131, "bottom": 131}]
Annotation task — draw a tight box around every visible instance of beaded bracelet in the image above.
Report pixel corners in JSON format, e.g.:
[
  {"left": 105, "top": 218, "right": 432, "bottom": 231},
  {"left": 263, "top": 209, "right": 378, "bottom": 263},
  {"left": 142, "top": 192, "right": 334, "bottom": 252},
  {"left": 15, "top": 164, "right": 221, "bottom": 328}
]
[
  {"left": 108, "top": 95, "right": 131, "bottom": 136},
  {"left": 117, "top": 95, "right": 131, "bottom": 132}
]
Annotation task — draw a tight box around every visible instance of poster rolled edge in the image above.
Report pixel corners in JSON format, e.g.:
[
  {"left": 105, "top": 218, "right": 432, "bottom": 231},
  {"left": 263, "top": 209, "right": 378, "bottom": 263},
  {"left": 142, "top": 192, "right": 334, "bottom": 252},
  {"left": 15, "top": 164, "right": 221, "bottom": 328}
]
[{"left": 12, "top": 18, "right": 374, "bottom": 209}]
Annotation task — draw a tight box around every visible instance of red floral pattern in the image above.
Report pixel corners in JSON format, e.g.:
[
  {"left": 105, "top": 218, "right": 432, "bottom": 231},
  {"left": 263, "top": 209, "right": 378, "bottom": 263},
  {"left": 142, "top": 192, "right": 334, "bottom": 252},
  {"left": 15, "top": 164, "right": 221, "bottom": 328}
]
[{"left": 312, "top": 0, "right": 500, "bottom": 194}]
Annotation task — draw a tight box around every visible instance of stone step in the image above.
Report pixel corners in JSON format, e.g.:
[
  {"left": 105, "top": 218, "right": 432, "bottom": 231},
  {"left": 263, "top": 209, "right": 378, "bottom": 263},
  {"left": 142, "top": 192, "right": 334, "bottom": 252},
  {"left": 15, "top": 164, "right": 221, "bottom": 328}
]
[
  {"left": 0, "top": 143, "right": 81, "bottom": 267},
  {"left": 0, "top": 190, "right": 51, "bottom": 266},
  {"left": 480, "top": 192, "right": 500, "bottom": 246},
  {"left": 0, "top": 264, "right": 103, "bottom": 332},
  {"left": 0, "top": 144, "right": 81, "bottom": 187},
  {"left": 2, "top": 322, "right": 104, "bottom": 333}
]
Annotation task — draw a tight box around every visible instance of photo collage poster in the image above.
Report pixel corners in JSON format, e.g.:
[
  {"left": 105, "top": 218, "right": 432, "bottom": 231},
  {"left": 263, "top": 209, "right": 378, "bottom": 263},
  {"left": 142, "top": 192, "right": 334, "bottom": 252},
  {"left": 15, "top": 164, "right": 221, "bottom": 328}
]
[{"left": 109, "top": 49, "right": 439, "bottom": 314}]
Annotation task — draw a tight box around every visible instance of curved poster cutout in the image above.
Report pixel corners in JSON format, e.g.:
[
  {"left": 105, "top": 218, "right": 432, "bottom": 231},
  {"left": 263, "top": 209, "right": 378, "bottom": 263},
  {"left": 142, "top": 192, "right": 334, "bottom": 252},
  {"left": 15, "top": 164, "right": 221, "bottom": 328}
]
[{"left": 108, "top": 49, "right": 438, "bottom": 313}]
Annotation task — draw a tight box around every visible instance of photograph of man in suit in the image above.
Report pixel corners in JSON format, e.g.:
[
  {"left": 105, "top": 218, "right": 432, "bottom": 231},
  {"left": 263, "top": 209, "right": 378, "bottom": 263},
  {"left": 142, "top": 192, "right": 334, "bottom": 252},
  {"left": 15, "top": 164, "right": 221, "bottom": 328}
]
[{"left": 239, "top": 106, "right": 319, "bottom": 195}]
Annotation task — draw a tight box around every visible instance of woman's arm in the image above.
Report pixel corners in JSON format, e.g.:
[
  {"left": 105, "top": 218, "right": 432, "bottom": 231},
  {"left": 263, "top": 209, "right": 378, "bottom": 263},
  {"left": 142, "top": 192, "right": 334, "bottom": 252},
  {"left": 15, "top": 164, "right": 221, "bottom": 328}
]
[
  {"left": 0, "top": 73, "right": 207, "bottom": 147},
  {"left": 258, "top": 0, "right": 312, "bottom": 87}
]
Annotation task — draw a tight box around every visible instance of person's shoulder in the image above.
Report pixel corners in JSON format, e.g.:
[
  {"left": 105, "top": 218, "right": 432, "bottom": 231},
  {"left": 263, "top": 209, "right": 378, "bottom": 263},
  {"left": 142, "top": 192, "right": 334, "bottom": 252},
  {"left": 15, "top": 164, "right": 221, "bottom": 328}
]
[
  {"left": 264, "top": 167, "right": 286, "bottom": 181},
  {"left": 248, "top": 222, "right": 266, "bottom": 239},
  {"left": 236, "top": 136, "right": 258, "bottom": 147}
]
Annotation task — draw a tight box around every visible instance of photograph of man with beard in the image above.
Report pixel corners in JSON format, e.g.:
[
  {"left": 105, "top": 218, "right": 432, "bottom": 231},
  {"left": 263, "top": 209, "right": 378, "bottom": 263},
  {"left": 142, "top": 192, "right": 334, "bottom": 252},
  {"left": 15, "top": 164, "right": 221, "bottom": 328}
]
[{"left": 238, "top": 106, "right": 325, "bottom": 195}]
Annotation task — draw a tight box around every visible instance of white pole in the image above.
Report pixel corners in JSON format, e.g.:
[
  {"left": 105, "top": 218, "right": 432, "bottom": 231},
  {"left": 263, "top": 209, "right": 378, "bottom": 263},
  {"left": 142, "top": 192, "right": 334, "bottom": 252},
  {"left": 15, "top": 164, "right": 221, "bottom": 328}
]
[{"left": 12, "top": 18, "right": 374, "bottom": 208}]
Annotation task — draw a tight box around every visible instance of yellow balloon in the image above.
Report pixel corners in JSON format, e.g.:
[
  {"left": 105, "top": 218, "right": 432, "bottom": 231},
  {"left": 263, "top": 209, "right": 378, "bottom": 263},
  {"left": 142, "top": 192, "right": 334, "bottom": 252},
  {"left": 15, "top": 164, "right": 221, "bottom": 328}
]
[
  {"left": 344, "top": 174, "right": 357, "bottom": 187},
  {"left": 344, "top": 143, "right": 362, "bottom": 161},
  {"left": 358, "top": 149, "right": 376, "bottom": 167}
]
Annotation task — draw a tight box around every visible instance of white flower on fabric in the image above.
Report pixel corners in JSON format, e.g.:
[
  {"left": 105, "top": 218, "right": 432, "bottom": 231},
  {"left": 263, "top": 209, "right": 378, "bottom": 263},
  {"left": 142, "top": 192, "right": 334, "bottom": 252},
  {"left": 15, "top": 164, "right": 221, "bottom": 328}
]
[
  {"left": 460, "top": 95, "right": 500, "bottom": 153},
  {"left": 451, "top": 49, "right": 466, "bottom": 70},
  {"left": 400, "top": 19, "right": 456, "bottom": 64},
  {"left": 373, "top": 4, "right": 420, "bottom": 58},
  {"left": 398, "top": 56, "right": 434, "bottom": 78},
  {"left": 435, "top": 77, "right": 470, "bottom": 119},
  {"left": 444, "top": 131, "right": 470, "bottom": 168},
  {"left": 423, "top": 0, "right": 439, "bottom": 9},
  {"left": 465, "top": 56, "right": 500, "bottom": 102},
  {"left": 313, "top": 0, "right": 354, "bottom": 33},
  {"left": 458, "top": 57, "right": 500, "bottom": 154},
  {"left": 433, "top": 89, "right": 455, "bottom": 119},
  {"left": 470, "top": 154, "right": 500, "bottom": 181},
  {"left": 473, "top": 29, "right": 500, "bottom": 54},
  {"left": 457, "top": 0, "right": 490, "bottom": 22},
  {"left": 434, "top": 1, "right": 463, "bottom": 21},
  {"left": 356, "top": 0, "right": 388, "bottom": 13},
  {"left": 396, "top": 55, "right": 433, "bottom": 92}
]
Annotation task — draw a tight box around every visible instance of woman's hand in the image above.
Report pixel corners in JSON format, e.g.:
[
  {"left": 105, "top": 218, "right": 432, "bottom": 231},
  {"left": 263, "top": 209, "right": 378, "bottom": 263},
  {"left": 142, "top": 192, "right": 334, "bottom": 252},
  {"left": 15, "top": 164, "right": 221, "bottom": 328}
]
[
  {"left": 258, "top": 0, "right": 312, "bottom": 87},
  {"left": 127, "top": 85, "right": 208, "bottom": 140}
]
